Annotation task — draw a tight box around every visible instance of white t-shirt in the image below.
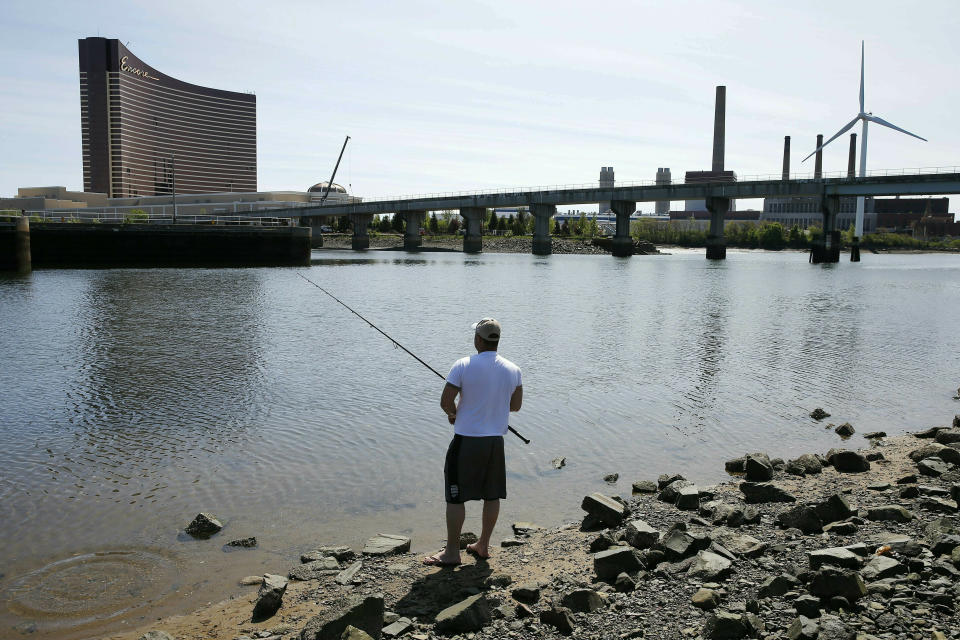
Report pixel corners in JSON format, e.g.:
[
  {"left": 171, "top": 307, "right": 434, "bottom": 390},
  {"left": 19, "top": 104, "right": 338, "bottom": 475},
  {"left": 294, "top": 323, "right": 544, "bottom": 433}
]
[{"left": 447, "top": 351, "right": 522, "bottom": 437}]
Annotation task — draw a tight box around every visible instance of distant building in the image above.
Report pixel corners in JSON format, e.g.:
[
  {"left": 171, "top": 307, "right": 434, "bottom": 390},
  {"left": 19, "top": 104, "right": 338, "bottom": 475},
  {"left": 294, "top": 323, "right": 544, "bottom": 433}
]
[
  {"left": 79, "top": 37, "right": 257, "bottom": 198},
  {"left": 598, "top": 166, "right": 614, "bottom": 213},
  {"left": 0, "top": 182, "right": 360, "bottom": 218},
  {"left": 760, "top": 196, "right": 950, "bottom": 233},
  {"left": 683, "top": 170, "right": 737, "bottom": 213},
  {"left": 655, "top": 168, "right": 671, "bottom": 215}
]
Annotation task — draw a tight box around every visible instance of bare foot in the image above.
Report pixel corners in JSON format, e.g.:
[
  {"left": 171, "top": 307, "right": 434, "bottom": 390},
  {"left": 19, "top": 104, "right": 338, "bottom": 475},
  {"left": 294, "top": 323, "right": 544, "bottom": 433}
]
[
  {"left": 465, "top": 542, "right": 489, "bottom": 559},
  {"left": 422, "top": 551, "right": 461, "bottom": 567}
]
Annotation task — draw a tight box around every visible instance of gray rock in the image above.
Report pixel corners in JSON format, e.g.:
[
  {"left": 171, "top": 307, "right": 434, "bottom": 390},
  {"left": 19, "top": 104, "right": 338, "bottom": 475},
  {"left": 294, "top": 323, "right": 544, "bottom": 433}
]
[
  {"left": 815, "top": 494, "right": 856, "bottom": 524},
  {"left": 676, "top": 484, "right": 701, "bottom": 510},
  {"left": 688, "top": 550, "right": 733, "bottom": 581},
  {"left": 500, "top": 538, "right": 525, "bottom": 547},
  {"left": 935, "top": 429, "right": 960, "bottom": 444},
  {"left": 458, "top": 532, "right": 478, "bottom": 549},
  {"left": 861, "top": 556, "right": 905, "bottom": 581},
  {"left": 340, "top": 626, "right": 374, "bottom": 640},
  {"left": 240, "top": 575, "right": 263, "bottom": 585},
  {"left": 551, "top": 456, "right": 566, "bottom": 469},
  {"left": 624, "top": 519, "right": 659, "bottom": 549},
  {"left": 725, "top": 457, "right": 747, "bottom": 473},
  {"left": 808, "top": 547, "right": 862, "bottom": 570},
  {"left": 918, "top": 457, "right": 950, "bottom": 477},
  {"left": 603, "top": 472, "right": 619, "bottom": 483},
  {"left": 253, "top": 573, "right": 288, "bottom": 621},
  {"left": 758, "top": 573, "right": 801, "bottom": 598},
  {"left": 866, "top": 505, "right": 913, "bottom": 522},
  {"left": 702, "top": 610, "right": 748, "bottom": 639},
  {"left": 185, "top": 512, "right": 223, "bottom": 538},
  {"left": 810, "top": 408, "right": 830, "bottom": 420},
  {"left": 336, "top": 561, "right": 363, "bottom": 585},
  {"left": 828, "top": 450, "right": 870, "bottom": 473},
  {"left": 930, "top": 534, "right": 960, "bottom": 556},
  {"left": 581, "top": 492, "right": 628, "bottom": 528},
  {"left": 593, "top": 546, "right": 643, "bottom": 580},
  {"left": 138, "top": 633, "right": 174, "bottom": 640},
  {"left": 786, "top": 453, "right": 823, "bottom": 476},
  {"left": 658, "top": 478, "right": 694, "bottom": 504},
  {"left": 834, "top": 422, "right": 855, "bottom": 437},
  {"left": 560, "top": 588, "right": 605, "bottom": 613},
  {"left": 300, "top": 593, "right": 384, "bottom": 640},
  {"left": 631, "top": 480, "right": 657, "bottom": 493},
  {"left": 692, "top": 588, "right": 721, "bottom": 610},
  {"left": 822, "top": 521, "right": 858, "bottom": 535},
  {"left": 539, "top": 606, "right": 575, "bottom": 636},
  {"left": 511, "top": 582, "right": 541, "bottom": 602},
  {"left": 362, "top": 534, "right": 410, "bottom": 556},
  {"left": 659, "top": 529, "right": 700, "bottom": 560},
  {"left": 381, "top": 618, "right": 412, "bottom": 638},
  {"left": 658, "top": 473, "right": 686, "bottom": 489},
  {"left": 793, "top": 595, "right": 821, "bottom": 618},
  {"left": 290, "top": 557, "right": 340, "bottom": 580},
  {"left": 744, "top": 454, "right": 774, "bottom": 482},
  {"left": 484, "top": 572, "right": 512, "bottom": 588},
  {"left": 227, "top": 536, "right": 257, "bottom": 548},
  {"left": 863, "top": 431, "right": 886, "bottom": 439},
  {"left": 511, "top": 522, "right": 541, "bottom": 535},
  {"left": 919, "top": 496, "right": 958, "bottom": 513},
  {"left": 807, "top": 567, "right": 867, "bottom": 601},
  {"left": 433, "top": 594, "right": 491, "bottom": 635},
  {"left": 712, "top": 529, "right": 762, "bottom": 555},
  {"left": 786, "top": 616, "right": 819, "bottom": 640},
  {"left": 776, "top": 505, "right": 824, "bottom": 534},
  {"left": 740, "top": 482, "right": 796, "bottom": 504},
  {"left": 302, "top": 546, "right": 355, "bottom": 563},
  {"left": 911, "top": 442, "right": 960, "bottom": 466},
  {"left": 614, "top": 572, "right": 636, "bottom": 592}
]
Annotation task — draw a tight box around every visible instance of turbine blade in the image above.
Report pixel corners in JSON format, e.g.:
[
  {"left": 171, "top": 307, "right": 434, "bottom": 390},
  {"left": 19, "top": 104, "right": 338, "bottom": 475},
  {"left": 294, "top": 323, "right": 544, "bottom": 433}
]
[
  {"left": 863, "top": 114, "right": 927, "bottom": 142},
  {"left": 860, "top": 41, "right": 865, "bottom": 113},
  {"left": 802, "top": 116, "right": 861, "bottom": 162}
]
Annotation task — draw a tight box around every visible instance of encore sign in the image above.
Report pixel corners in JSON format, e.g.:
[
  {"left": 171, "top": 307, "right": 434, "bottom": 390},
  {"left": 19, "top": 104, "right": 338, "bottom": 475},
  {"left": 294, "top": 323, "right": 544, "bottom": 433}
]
[{"left": 120, "top": 56, "right": 159, "bottom": 81}]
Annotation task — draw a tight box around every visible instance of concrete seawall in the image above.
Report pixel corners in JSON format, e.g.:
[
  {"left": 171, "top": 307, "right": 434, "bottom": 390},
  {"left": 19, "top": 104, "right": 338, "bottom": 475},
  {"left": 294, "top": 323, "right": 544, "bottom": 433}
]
[{"left": 0, "top": 222, "right": 310, "bottom": 268}]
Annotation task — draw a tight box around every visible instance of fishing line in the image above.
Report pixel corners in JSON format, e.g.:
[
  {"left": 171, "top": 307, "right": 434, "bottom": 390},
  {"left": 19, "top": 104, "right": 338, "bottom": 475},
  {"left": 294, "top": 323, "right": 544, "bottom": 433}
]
[{"left": 297, "top": 272, "right": 530, "bottom": 444}]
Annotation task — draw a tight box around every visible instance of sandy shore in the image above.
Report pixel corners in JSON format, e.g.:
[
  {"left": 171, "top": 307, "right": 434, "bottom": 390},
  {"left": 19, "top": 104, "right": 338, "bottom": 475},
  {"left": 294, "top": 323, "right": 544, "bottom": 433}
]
[
  {"left": 317, "top": 234, "right": 612, "bottom": 255},
  {"left": 105, "top": 412, "right": 960, "bottom": 640}
]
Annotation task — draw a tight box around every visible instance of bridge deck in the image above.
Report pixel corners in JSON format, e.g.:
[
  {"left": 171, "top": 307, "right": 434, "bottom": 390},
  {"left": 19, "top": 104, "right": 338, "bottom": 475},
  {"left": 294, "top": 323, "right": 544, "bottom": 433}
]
[{"left": 268, "top": 172, "right": 960, "bottom": 220}]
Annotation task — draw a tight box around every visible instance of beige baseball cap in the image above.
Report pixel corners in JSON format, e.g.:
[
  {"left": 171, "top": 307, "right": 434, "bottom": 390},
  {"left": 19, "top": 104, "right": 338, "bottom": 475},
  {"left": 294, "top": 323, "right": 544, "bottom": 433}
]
[{"left": 472, "top": 317, "right": 502, "bottom": 341}]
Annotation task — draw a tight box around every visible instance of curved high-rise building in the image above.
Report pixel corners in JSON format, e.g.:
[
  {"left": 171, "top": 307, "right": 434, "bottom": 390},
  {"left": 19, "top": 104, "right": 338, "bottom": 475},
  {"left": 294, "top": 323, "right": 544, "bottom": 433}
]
[{"left": 79, "top": 37, "right": 256, "bottom": 197}]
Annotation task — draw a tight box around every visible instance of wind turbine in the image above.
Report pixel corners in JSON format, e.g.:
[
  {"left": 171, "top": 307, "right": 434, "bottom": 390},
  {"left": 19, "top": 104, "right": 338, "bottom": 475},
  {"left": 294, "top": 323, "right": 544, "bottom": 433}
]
[{"left": 803, "top": 41, "right": 926, "bottom": 257}]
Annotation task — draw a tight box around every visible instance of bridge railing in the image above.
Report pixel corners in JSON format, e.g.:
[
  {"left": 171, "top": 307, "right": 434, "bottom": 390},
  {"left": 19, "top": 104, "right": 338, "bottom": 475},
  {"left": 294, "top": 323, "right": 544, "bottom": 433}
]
[
  {"left": 17, "top": 211, "right": 298, "bottom": 225},
  {"left": 350, "top": 165, "right": 960, "bottom": 205}
]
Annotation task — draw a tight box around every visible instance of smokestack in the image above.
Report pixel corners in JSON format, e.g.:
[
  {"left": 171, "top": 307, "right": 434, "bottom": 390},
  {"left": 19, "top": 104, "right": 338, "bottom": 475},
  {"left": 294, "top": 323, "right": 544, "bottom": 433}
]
[
  {"left": 847, "top": 133, "right": 857, "bottom": 178},
  {"left": 782, "top": 136, "right": 791, "bottom": 181},
  {"left": 712, "top": 86, "right": 726, "bottom": 172},
  {"left": 814, "top": 134, "right": 824, "bottom": 179}
]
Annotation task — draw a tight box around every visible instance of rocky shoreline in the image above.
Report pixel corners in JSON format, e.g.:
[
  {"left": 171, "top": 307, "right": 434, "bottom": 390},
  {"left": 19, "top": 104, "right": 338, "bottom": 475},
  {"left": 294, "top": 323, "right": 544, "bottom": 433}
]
[
  {"left": 108, "top": 411, "right": 960, "bottom": 640},
  {"left": 317, "top": 234, "right": 620, "bottom": 255}
]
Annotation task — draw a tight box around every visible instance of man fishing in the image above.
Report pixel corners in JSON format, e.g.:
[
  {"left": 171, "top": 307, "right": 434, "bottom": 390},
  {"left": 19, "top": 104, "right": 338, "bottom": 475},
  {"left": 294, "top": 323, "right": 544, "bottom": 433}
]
[{"left": 423, "top": 318, "right": 523, "bottom": 566}]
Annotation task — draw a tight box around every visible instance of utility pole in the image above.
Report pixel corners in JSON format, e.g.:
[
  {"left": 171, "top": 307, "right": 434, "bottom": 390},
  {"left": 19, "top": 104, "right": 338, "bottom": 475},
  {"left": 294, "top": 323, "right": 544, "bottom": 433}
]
[{"left": 171, "top": 153, "right": 177, "bottom": 223}]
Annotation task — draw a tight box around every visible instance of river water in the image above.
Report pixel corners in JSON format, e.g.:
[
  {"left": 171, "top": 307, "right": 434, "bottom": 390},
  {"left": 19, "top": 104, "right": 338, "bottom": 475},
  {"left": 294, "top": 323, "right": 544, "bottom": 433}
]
[{"left": 1, "top": 248, "right": 959, "bottom": 637}]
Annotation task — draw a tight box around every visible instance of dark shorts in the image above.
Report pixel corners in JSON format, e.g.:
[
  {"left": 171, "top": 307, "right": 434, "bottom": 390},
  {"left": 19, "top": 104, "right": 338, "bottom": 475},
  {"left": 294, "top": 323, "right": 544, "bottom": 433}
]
[{"left": 444, "top": 434, "right": 506, "bottom": 504}]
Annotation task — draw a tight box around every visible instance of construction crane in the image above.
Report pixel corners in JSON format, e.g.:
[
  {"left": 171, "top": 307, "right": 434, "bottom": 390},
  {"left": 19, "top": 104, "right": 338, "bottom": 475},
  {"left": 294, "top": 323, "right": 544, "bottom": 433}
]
[{"left": 320, "top": 135, "right": 350, "bottom": 206}]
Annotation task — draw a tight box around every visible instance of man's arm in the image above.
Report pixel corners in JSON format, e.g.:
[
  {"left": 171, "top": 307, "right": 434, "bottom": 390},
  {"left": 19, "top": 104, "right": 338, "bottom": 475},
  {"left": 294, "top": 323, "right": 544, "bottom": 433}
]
[
  {"left": 510, "top": 385, "right": 523, "bottom": 412},
  {"left": 440, "top": 382, "right": 460, "bottom": 425}
]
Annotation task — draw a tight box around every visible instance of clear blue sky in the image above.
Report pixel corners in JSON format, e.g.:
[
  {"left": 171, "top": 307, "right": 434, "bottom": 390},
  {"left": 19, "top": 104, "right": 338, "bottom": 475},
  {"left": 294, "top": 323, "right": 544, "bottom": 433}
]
[{"left": 1, "top": 0, "right": 958, "bottom": 211}]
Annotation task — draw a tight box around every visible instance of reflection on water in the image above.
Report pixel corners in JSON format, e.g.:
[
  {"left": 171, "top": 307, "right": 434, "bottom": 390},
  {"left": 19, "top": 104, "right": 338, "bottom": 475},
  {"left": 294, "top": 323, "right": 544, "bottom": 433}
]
[{"left": 2, "top": 250, "right": 960, "bottom": 637}]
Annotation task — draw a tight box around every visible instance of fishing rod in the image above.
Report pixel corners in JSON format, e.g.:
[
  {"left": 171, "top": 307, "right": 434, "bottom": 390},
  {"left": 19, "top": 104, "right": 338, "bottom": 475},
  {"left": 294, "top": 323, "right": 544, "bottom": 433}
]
[{"left": 297, "top": 272, "right": 530, "bottom": 444}]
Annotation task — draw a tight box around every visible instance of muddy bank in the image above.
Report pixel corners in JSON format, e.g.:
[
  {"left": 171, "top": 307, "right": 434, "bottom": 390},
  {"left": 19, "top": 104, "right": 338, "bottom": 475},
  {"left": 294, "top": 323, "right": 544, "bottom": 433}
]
[{"left": 109, "top": 413, "right": 960, "bottom": 640}]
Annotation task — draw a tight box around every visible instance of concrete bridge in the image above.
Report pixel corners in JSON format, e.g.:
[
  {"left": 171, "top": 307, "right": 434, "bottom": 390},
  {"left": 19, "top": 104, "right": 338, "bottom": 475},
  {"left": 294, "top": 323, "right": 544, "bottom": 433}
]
[{"left": 266, "top": 170, "right": 960, "bottom": 261}]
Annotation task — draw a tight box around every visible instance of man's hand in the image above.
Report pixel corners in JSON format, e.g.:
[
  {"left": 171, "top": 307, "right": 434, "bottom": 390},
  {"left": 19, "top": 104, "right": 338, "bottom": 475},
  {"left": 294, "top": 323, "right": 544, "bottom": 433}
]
[{"left": 446, "top": 412, "right": 456, "bottom": 425}]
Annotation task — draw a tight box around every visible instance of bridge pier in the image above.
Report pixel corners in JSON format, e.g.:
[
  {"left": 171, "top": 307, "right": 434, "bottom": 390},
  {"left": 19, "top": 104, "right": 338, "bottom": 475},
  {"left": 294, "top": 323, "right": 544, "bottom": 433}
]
[
  {"left": 350, "top": 213, "right": 373, "bottom": 250},
  {"left": 402, "top": 210, "right": 424, "bottom": 251},
  {"left": 16, "top": 215, "right": 31, "bottom": 273},
  {"left": 530, "top": 203, "right": 555, "bottom": 255},
  {"left": 705, "top": 196, "right": 729, "bottom": 260},
  {"left": 610, "top": 200, "right": 635, "bottom": 257},
  {"left": 810, "top": 195, "right": 841, "bottom": 264},
  {"left": 460, "top": 207, "right": 484, "bottom": 253},
  {"left": 308, "top": 221, "right": 324, "bottom": 248}
]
